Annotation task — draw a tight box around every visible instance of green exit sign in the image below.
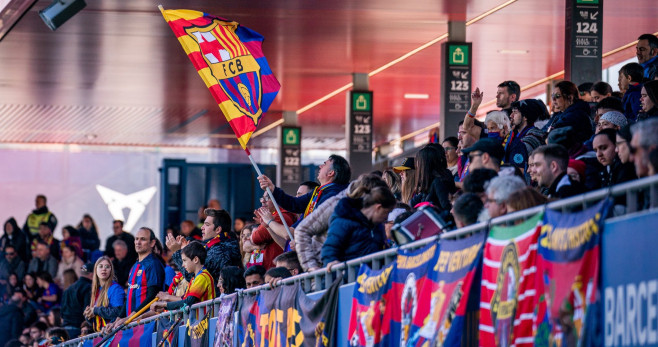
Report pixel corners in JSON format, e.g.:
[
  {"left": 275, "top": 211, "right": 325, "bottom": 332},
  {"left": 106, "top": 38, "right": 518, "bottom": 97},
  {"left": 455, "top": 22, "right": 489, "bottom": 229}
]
[
  {"left": 448, "top": 45, "right": 469, "bottom": 65},
  {"left": 352, "top": 92, "right": 372, "bottom": 112},
  {"left": 282, "top": 127, "right": 300, "bottom": 146},
  {"left": 577, "top": 0, "right": 599, "bottom": 3}
]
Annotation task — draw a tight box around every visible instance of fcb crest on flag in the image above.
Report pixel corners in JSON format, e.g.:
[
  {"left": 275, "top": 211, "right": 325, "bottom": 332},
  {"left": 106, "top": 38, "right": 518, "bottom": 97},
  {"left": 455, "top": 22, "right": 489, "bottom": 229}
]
[
  {"left": 185, "top": 20, "right": 264, "bottom": 124},
  {"left": 161, "top": 8, "right": 281, "bottom": 149}
]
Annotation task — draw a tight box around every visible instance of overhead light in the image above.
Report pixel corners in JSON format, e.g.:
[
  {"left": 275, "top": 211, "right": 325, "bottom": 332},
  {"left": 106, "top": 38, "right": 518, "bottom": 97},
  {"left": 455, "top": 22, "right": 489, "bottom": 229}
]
[
  {"left": 85, "top": 133, "right": 97, "bottom": 140},
  {"left": 404, "top": 93, "right": 430, "bottom": 99},
  {"left": 497, "top": 49, "right": 529, "bottom": 55}
]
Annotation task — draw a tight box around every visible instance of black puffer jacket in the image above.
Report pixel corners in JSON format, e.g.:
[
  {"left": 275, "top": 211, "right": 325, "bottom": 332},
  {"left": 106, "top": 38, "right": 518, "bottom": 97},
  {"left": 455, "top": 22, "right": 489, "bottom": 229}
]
[
  {"left": 77, "top": 225, "right": 101, "bottom": 252},
  {"left": 171, "top": 236, "right": 242, "bottom": 283},
  {"left": 1, "top": 218, "right": 30, "bottom": 262},
  {"left": 552, "top": 100, "right": 594, "bottom": 143}
]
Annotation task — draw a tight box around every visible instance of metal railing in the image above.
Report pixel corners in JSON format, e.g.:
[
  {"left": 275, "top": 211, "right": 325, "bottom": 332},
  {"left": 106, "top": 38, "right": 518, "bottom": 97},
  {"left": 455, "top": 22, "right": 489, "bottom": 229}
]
[{"left": 63, "top": 174, "right": 658, "bottom": 346}]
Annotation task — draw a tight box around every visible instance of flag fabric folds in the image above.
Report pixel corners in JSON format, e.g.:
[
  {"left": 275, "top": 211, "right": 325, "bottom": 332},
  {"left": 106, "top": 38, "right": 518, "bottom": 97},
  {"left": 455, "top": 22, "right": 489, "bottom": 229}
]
[
  {"left": 348, "top": 263, "right": 395, "bottom": 346},
  {"left": 157, "top": 317, "right": 182, "bottom": 347},
  {"left": 214, "top": 295, "right": 238, "bottom": 347},
  {"left": 479, "top": 212, "right": 542, "bottom": 347},
  {"left": 185, "top": 310, "right": 213, "bottom": 347},
  {"left": 161, "top": 8, "right": 281, "bottom": 149},
  {"left": 421, "top": 230, "right": 486, "bottom": 347},
  {"left": 237, "top": 275, "right": 342, "bottom": 346},
  {"left": 535, "top": 199, "right": 610, "bottom": 345},
  {"left": 388, "top": 243, "right": 440, "bottom": 346},
  {"left": 107, "top": 321, "right": 157, "bottom": 347}
]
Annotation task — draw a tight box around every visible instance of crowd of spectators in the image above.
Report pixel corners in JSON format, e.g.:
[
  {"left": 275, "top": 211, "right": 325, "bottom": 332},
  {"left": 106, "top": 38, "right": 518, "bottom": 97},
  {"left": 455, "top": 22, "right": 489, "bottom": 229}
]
[{"left": 1, "top": 32, "right": 658, "bottom": 347}]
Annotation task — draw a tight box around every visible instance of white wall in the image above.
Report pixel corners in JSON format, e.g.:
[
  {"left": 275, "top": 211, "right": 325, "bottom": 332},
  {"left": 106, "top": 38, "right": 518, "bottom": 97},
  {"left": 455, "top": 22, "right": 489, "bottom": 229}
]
[
  {"left": 0, "top": 143, "right": 341, "bottom": 249},
  {"left": 0, "top": 144, "right": 236, "bottom": 248}
]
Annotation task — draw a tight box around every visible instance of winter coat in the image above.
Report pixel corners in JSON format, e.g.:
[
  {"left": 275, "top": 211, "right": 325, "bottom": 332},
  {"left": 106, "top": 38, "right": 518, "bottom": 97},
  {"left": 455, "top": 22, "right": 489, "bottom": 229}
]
[
  {"left": 600, "top": 158, "right": 637, "bottom": 188},
  {"left": 321, "top": 197, "right": 386, "bottom": 265},
  {"left": 77, "top": 225, "right": 101, "bottom": 252},
  {"left": 271, "top": 183, "right": 348, "bottom": 226},
  {"left": 547, "top": 172, "right": 586, "bottom": 199},
  {"left": 61, "top": 277, "right": 91, "bottom": 328},
  {"left": 622, "top": 83, "right": 643, "bottom": 122},
  {"left": 552, "top": 100, "right": 594, "bottom": 143},
  {"left": 294, "top": 189, "right": 348, "bottom": 271},
  {"left": 0, "top": 302, "right": 23, "bottom": 346},
  {"left": 409, "top": 174, "right": 456, "bottom": 213},
  {"left": 171, "top": 235, "right": 242, "bottom": 283},
  {"left": 517, "top": 126, "right": 546, "bottom": 155},
  {"left": 1, "top": 217, "right": 30, "bottom": 262}
]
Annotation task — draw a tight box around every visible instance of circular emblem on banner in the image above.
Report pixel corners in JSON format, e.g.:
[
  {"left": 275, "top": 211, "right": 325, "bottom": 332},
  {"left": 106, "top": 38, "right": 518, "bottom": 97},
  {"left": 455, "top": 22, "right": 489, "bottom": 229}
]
[
  {"left": 400, "top": 272, "right": 418, "bottom": 346},
  {"left": 490, "top": 242, "right": 520, "bottom": 347}
]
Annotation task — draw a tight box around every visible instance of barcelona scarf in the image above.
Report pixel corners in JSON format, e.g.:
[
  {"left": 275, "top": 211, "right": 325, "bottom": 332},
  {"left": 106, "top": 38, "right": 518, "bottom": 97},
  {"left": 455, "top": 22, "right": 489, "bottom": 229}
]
[
  {"left": 303, "top": 183, "right": 335, "bottom": 217},
  {"left": 205, "top": 231, "right": 231, "bottom": 249},
  {"left": 161, "top": 9, "right": 280, "bottom": 149}
]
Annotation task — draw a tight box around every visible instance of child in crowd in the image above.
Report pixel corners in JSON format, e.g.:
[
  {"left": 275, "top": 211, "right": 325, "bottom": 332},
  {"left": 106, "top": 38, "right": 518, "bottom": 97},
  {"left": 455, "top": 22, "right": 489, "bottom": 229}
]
[{"left": 151, "top": 241, "right": 215, "bottom": 314}]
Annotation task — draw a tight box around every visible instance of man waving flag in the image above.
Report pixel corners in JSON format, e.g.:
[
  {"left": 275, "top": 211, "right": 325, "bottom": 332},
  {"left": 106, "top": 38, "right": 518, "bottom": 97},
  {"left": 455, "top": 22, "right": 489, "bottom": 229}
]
[{"left": 160, "top": 8, "right": 280, "bottom": 149}]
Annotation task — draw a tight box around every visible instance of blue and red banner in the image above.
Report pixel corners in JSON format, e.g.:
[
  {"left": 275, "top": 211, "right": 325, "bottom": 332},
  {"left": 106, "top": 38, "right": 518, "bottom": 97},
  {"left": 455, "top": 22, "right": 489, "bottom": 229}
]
[
  {"left": 535, "top": 199, "right": 610, "bottom": 345},
  {"left": 237, "top": 276, "right": 341, "bottom": 346},
  {"left": 347, "top": 263, "right": 395, "bottom": 346},
  {"left": 414, "top": 230, "right": 486, "bottom": 346},
  {"left": 106, "top": 321, "right": 157, "bottom": 347},
  {"left": 388, "top": 243, "right": 440, "bottom": 345},
  {"left": 480, "top": 212, "right": 542, "bottom": 347}
]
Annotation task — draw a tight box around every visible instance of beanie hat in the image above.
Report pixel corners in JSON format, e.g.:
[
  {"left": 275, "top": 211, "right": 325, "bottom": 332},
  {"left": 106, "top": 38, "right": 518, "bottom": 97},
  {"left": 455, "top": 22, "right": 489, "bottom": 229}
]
[
  {"left": 568, "top": 159, "right": 586, "bottom": 181},
  {"left": 600, "top": 111, "right": 627, "bottom": 128}
]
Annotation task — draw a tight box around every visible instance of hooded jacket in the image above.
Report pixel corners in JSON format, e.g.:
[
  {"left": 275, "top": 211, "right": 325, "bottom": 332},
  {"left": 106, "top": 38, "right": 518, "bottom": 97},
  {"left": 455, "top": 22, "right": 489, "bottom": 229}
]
[
  {"left": 77, "top": 224, "right": 101, "bottom": 252},
  {"left": 321, "top": 197, "right": 386, "bottom": 265},
  {"left": 1, "top": 218, "right": 30, "bottom": 262}
]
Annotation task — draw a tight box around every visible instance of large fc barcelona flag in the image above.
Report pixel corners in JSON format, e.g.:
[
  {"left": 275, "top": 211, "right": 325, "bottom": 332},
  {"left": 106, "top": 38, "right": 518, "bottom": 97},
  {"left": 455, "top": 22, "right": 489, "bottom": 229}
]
[
  {"left": 161, "top": 9, "right": 281, "bottom": 149},
  {"left": 480, "top": 212, "right": 542, "bottom": 347}
]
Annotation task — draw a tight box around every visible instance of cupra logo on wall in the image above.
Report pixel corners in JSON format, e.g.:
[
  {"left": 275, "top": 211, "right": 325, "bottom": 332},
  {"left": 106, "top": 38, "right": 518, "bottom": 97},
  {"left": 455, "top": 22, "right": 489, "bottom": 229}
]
[{"left": 95, "top": 185, "right": 157, "bottom": 232}]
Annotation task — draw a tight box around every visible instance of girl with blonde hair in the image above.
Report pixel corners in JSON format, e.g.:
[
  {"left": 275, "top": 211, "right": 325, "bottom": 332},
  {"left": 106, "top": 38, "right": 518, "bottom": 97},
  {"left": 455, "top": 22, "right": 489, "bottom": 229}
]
[{"left": 83, "top": 256, "right": 125, "bottom": 332}]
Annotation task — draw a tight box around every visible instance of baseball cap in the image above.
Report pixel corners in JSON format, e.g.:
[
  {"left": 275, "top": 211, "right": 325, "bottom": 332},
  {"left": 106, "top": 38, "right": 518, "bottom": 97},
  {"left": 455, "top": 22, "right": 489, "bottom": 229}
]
[
  {"left": 81, "top": 262, "right": 95, "bottom": 274},
  {"left": 393, "top": 157, "right": 415, "bottom": 171},
  {"left": 461, "top": 138, "right": 505, "bottom": 162}
]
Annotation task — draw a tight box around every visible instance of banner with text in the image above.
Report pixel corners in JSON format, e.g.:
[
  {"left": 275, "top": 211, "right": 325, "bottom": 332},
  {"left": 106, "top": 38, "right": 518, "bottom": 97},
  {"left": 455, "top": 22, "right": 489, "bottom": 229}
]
[
  {"left": 387, "top": 243, "right": 440, "bottom": 345},
  {"left": 416, "top": 230, "right": 486, "bottom": 346},
  {"left": 536, "top": 199, "right": 610, "bottom": 346},
  {"left": 237, "top": 275, "right": 341, "bottom": 346},
  {"left": 601, "top": 210, "right": 658, "bottom": 347},
  {"left": 347, "top": 263, "right": 395, "bottom": 346}
]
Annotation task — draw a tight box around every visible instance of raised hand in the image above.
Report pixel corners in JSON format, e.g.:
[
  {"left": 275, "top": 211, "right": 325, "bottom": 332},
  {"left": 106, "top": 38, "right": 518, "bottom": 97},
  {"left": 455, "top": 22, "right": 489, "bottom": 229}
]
[
  {"left": 257, "top": 175, "right": 275, "bottom": 191},
  {"left": 471, "top": 87, "right": 483, "bottom": 109}
]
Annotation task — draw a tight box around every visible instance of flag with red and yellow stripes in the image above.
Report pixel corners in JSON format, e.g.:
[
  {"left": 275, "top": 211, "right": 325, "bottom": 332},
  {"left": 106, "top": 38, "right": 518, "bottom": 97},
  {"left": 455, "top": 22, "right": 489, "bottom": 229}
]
[{"left": 160, "top": 8, "right": 280, "bottom": 149}]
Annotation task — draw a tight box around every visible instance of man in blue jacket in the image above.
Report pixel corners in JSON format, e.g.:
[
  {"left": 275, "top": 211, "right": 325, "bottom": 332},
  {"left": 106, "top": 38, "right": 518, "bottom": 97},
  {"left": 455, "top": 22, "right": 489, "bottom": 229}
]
[
  {"left": 637, "top": 34, "right": 658, "bottom": 80},
  {"left": 618, "top": 62, "right": 644, "bottom": 122},
  {"left": 258, "top": 155, "right": 351, "bottom": 227}
]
